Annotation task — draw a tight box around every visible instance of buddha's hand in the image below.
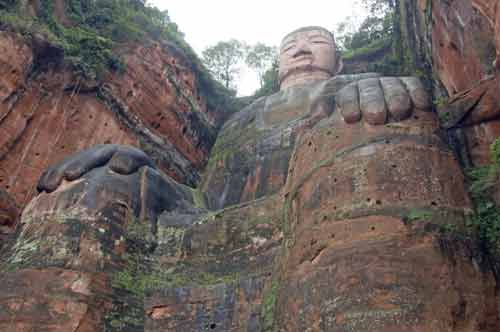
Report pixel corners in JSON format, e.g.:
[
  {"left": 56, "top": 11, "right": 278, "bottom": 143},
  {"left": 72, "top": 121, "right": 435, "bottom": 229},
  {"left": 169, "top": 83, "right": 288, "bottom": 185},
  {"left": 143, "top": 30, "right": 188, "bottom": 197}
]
[
  {"left": 335, "top": 76, "right": 431, "bottom": 125},
  {"left": 37, "top": 144, "right": 155, "bottom": 193}
]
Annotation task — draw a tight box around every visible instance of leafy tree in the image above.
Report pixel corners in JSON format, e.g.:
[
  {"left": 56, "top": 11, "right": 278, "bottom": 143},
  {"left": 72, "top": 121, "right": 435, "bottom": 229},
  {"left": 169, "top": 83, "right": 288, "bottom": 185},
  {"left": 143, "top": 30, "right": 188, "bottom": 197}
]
[
  {"left": 333, "top": 0, "right": 403, "bottom": 75},
  {"left": 335, "top": 0, "right": 394, "bottom": 52},
  {"left": 364, "top": 0, "right": 395, "bottom": 17},
  {"left": 253, "top": 58, "right": 279, "bottom": 98},
  {"left": 335, "top": 18, "right": 358, "bottom": 51},
  {"left": 202, "top": 39, "right": 245, "bottom": 90},
  {"left": 245, "top": 43, "right": 277, "bottom": 88}
]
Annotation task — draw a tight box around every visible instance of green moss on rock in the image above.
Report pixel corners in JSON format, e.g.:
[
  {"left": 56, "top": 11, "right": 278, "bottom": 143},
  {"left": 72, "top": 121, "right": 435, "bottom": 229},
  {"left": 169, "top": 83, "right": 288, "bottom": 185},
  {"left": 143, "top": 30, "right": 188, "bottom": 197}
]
[{"left": 261, "top": 279, "right": 280, "bottom": 332}]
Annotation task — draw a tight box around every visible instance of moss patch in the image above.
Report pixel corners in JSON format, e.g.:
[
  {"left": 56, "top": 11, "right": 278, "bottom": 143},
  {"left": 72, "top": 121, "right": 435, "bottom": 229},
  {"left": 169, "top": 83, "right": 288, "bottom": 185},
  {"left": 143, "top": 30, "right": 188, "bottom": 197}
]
[
  {"left": 405, "top": 209, "right": 434, "bottom": 223},
  {"left": 190, "top": 187, "right": 207, "bottom": 209},
  {"left": 207, "top": 123, "right": 260, "bottom": 168}
]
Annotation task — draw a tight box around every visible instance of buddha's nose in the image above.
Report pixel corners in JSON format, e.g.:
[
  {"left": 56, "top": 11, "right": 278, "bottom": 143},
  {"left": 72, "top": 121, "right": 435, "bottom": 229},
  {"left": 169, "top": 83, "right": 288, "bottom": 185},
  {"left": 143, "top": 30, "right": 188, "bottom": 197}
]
[{"left": 293, "top": 39, "right": 312, "bottom": 57}]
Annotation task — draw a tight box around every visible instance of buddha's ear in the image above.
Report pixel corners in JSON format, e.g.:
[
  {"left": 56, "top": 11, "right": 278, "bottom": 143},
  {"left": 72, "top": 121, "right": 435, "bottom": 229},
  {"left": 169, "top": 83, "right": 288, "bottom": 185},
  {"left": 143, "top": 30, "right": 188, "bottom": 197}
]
[{"left": 335, "top": 56, "right": 344, "bottom": 75}]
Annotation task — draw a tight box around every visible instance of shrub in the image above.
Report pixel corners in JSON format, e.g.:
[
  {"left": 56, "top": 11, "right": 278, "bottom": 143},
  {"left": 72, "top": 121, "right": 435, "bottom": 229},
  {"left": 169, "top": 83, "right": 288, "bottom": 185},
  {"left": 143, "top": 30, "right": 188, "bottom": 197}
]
[{"left": 468, "top": 138, "right": 500, "bottom": 254}]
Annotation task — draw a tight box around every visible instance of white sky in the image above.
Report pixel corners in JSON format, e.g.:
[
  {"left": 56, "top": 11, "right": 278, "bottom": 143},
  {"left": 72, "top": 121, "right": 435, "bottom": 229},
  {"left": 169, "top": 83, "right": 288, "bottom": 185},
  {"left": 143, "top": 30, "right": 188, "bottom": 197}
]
[{"left": 151, "top": 0, "right": 366, "bottom": 96}]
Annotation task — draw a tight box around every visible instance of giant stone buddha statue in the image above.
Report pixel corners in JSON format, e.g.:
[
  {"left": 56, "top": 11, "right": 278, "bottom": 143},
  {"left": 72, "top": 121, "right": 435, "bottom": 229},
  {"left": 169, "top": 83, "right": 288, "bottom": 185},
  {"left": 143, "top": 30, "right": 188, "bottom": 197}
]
[
  {"left": 201, "top": 26, "right": 431, "bottom": 209},
  {"left": 0, "top": 26, "right": 496, "bottom": 332}
]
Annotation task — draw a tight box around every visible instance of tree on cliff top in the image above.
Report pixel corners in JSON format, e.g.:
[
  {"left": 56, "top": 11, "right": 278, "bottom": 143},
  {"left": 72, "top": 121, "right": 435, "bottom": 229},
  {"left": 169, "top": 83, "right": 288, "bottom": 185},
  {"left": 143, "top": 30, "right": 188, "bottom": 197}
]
[
  {"left": 252, "top": 58, "right": 279, "bottom": 98},
  {"left": 245, "top": 43, "right": 277, "bottom": 89},
  {"left": 202, "top": 39, "right": 246, "bottom": 90},
  {"left": 334, "top": 0, "right": 401, "bottom": 75},
  {"left": 336, "top": 0, "right": 394, "bottom": 52}
]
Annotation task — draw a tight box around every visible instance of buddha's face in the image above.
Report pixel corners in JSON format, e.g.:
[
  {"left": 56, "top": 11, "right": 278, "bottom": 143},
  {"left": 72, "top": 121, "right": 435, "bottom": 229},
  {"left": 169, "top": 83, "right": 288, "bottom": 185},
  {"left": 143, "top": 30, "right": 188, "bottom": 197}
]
[{"left": 279, "top": 27, "right": 339, "bottom": 90}]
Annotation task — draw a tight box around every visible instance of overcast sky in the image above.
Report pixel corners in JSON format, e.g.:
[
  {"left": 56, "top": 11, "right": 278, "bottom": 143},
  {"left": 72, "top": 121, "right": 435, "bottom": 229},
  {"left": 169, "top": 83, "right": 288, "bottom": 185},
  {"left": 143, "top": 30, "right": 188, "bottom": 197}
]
[{"left": 151, "top": 0, "right": 366, "bottom": 95}]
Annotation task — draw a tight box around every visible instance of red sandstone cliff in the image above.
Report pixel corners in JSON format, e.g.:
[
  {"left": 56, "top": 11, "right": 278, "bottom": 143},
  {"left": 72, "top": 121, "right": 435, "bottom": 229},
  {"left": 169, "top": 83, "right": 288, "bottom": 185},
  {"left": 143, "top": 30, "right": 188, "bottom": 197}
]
[
  {"left": 0, "top": 30, "right": 223, "bottom": 214},
  {"left": 400, "top": 0, "right": 500, "bottom": 166},
  {"left": 1, "top": 0, "right": 500, "bottom": 331}
]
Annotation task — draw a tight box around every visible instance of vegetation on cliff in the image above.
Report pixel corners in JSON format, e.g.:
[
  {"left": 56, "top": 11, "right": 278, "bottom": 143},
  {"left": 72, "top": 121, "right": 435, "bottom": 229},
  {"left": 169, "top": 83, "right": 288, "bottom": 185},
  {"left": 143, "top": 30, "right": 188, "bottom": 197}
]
[
  {"left": 336, "top": 0, "right": 427, "bottom": 77},
  {"left": 468, "top": 139, "right": 500, "bottom": 260},
  {"left": 0, "top": 0, "right": 236, "bottom": 112},
  {"left": 336, "top": 0, "right": 393, "bottom": 53},
  {"left": 251, "top": 59, "right": 279, "bottom": 98},
  {"left": 336, "top": 0, "right": 400, "bottom": 75}
]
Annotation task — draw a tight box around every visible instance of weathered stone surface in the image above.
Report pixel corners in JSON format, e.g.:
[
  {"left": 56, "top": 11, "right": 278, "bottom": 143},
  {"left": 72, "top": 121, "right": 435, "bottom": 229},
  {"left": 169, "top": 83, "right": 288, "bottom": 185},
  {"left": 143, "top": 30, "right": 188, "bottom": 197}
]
[
  {"left": 0, "top": 30, "right": 221, "bottom": 210},
  {"left": 471, "top": 0, "right": 500, "bottom": 69},
  {"left": 0, "top": 31, "right": 33, "bottom": 103},
  {"left": 0, "top": 143, "right": 206, "bottom": 331},
  {"left": 0, "top": 268, "right": 112, "bottom": 332},
  {"left": 200, "top": 83, "right": 320, "bottom": 210},
  {"left": 432, "top": 0, "right": 496, "bottom": 95},
  {"left": 0, "top": 187, "right": 18, "bottom": 243},
  {"left": 145, "top": 195, "right": 283, "bottom": 332},
  {"left": 275, "top": 107, "right": 498, "bottom": 331},
  {"left": 439, "top": 76, "right": 500, "bottom": 166},
  {"left": 29, "top": 145, "right": 197, "bottom": 227},
  {"left": 145, "top": 276, "right": 267, "bottom": 332},
  {"left": 0, "top": 143, "right": 283, "bottom": 331},
  {"left": 277, "top": 219, "right": 497, "bottom": 331}
]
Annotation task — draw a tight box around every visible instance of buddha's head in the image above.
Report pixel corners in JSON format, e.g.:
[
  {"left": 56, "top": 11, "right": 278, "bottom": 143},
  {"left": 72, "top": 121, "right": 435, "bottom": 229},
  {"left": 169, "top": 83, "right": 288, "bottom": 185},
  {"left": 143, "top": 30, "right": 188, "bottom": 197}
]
[{"left": 279, "top": 26, "right": 342, "bottom": 90}]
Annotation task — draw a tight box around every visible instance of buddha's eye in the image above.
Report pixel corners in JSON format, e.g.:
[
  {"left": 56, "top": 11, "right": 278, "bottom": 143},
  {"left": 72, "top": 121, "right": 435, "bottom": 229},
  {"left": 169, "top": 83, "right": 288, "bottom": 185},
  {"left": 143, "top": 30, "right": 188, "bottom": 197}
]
[
  {"left": 312, "top": 40, "right": 329, "bottom": 45},
  {"left": 283, "top": 45, "right": 295, "bottom": 53}
]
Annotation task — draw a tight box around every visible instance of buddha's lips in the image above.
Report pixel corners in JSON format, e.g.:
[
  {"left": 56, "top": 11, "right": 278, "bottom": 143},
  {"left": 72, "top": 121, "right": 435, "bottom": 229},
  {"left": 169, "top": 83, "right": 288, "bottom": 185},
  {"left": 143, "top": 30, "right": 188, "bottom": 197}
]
[{"left": 291, "top": 55, "right": 313, "bottom": 63}]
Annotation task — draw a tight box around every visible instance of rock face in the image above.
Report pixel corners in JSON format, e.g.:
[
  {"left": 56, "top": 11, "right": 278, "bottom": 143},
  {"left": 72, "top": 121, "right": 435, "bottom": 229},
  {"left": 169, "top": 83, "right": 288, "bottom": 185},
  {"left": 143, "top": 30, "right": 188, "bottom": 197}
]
[
  {"left": 432, "top": 0, "right": 496, "bottom": 95},
  {"left": 3, "top": 0, "right": 500, "bottom": 331},
  {"left": 0, "top": 143, "right": 282, "bottom": 331},
  {"left": 404, "top": 0, "right": 500, "bottom": 173},
  {"left": 439, "top": 76, "right": 500, "bottom": 166},
  {"left": 0, "top": 187, "right": 18, "bottom": 245},
  {"left": 422, "top": 0, "right": 500, "bottom": 167},
  {"left": 275, "top": 107, "right": 499, "bottom": 331},
  {"left": 0, "top": 144, "right": 204, "bottom": 331},
  {"left": 3, "top": 70, "right": 500, "bottom": 331},
  {"left": 0, "top": 30, "right": 221, "bottom": 212}
]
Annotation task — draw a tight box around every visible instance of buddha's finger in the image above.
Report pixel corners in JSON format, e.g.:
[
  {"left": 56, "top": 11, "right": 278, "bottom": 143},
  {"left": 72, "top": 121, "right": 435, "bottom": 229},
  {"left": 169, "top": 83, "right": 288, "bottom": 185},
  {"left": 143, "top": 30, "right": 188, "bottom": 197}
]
[
  {"left": 336, "top": 82, "right": 361, "bottom": 123},
  {"left": 400, "top": 77, "right": 431, "bottom": 111},
  {"left": 380, "top": 77, "right": 412, "bottom": 121},
  {"left": 359, "top": 78, "right": 388, "bottom": 125}
]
